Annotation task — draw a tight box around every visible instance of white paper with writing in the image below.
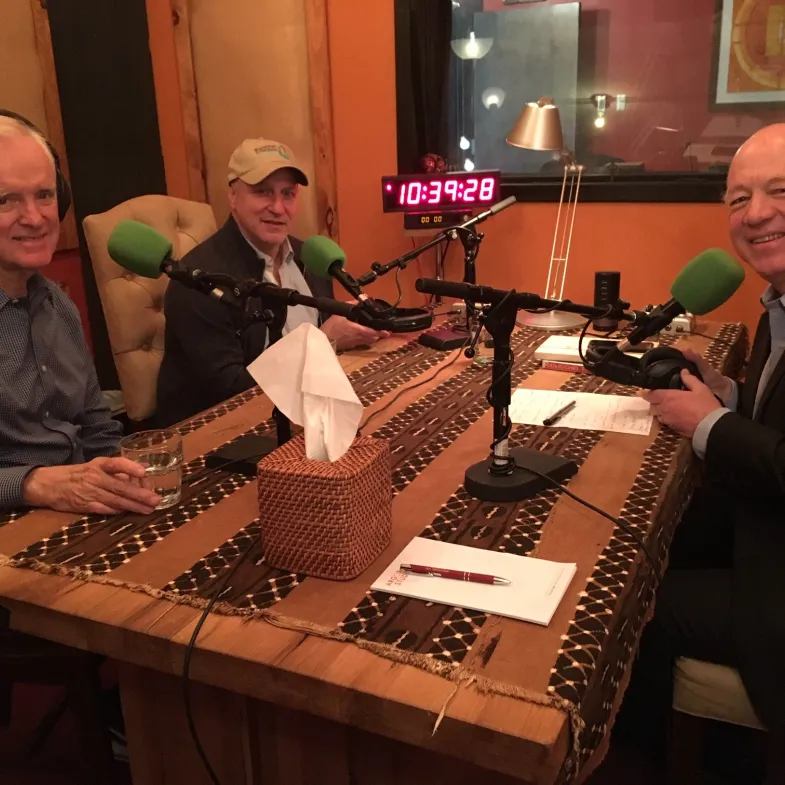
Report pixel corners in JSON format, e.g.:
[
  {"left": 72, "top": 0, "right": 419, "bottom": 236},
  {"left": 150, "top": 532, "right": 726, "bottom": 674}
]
[{"left": 509, "top": 389, "right": 653, "bottom": 436}]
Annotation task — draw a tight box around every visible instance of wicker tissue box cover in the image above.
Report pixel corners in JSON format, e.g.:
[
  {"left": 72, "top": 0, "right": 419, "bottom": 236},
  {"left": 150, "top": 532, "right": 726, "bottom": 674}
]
[{"left": 257, "top": 435, "right": 392, "bottom": 581}]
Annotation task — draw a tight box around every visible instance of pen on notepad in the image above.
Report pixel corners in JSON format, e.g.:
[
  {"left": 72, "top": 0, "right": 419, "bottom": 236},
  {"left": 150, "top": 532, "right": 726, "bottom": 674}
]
[
  {"left": 399, "top": 563, "right": 511, "bottom": 586},
  {"left": 543, "top": 400, "right": 577, "bottom": 427}
]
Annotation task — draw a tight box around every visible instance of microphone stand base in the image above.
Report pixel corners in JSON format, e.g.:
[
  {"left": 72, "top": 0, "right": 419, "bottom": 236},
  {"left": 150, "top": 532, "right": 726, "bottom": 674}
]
[
  {"left": 464, "top": 447, "right": 578, "bottom": 502},
  {"left": 520, "top": 310, "right": 585, "bottom": 331}
]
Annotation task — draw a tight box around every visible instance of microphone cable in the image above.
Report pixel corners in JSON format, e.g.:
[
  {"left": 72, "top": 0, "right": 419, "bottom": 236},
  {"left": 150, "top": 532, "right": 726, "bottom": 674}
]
[
  {"left": 512, "top": 309, "right": 662, "bottom": 581},
  {"left": 181, "top": 456, "right": 267, "bottom": 785},
  {"left": 358, "top": 336, "right": 469, "bottom": 435},
  {"left": 512, "top": 462, "right": 662, "bottom": 583}
]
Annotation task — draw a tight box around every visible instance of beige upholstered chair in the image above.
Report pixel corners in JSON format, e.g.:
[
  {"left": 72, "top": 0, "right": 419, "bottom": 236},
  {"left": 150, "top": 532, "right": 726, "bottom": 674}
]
[
  {"left": 83, "top": 196, "right": 217, "bottom": 422},
  {"left": 668, "top": 657, "right": 785, "bottom": 783}
]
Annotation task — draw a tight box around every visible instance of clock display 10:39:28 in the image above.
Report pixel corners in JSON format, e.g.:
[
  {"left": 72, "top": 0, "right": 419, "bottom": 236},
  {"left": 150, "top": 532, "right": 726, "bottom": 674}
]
[{"left": 398, "top": 176, "right": 496, "bottom": 207}]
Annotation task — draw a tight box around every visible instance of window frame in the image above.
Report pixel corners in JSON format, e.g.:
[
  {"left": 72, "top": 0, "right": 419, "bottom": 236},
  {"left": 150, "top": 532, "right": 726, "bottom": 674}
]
[
  {"left": 499, "top": 172, "right": 727, "bottom": 203},
  {"left": 394, "top": 0, "right": 735, "bottom": 205}
]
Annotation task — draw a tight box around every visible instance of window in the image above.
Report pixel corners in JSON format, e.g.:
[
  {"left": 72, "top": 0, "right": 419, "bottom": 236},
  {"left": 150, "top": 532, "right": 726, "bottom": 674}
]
[{"left": 395, "top": 0, "right": 785, "bottom": 202}]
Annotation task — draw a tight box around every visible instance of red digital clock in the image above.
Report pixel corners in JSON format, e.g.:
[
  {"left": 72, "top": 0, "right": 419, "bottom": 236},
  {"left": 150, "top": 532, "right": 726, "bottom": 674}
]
[{"left": 381, "top": 170, "right": 501, "bottom": 213}]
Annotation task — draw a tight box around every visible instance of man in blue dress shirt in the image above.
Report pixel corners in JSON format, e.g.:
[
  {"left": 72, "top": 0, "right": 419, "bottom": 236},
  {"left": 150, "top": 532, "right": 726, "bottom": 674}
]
[{"left": 0, "top": 115, "right": 159, "bottom": 515}]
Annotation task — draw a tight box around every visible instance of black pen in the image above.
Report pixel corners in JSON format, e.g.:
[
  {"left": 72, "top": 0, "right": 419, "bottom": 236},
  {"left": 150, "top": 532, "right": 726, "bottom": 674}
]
[{"left": 543, "top": 400, "right": 577, "bottom": 427}]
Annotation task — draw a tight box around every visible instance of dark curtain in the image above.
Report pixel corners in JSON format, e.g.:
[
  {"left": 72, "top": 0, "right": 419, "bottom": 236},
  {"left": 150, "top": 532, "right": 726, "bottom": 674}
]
[
  {"left": 47, "top": 0, "right": 167, "bottom": 389},
  {"left": 394, "top": 0, "right": 453, "bottom": 173}
]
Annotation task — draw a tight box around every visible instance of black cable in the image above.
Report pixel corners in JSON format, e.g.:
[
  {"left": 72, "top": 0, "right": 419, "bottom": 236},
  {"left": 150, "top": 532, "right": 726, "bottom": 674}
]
[
  {"left": 358, "top": 338, "right": 468, "bottom": 435},
  {"left": 578, "top": 315, "right": 595, "bottom": 366},
  {"left": 373, "top": 267, "right": 404, "bottom": 316},
  {"left": 182, "top": 457, "right": 267, "bottom": 785},
  {"left": 519, "top": 298, "right": 571, "bottom": 315},
  {"left": 183, "top": 531, "right": 260, "bottom": 785},
  {"left": 512, "top": 462, "right": 662, "bottom": 584},
  {"left": 480, "top": 293, "right": 517, "bottom": 450},
  {"left": 486, "top": 347, "right": 515, "bottom": 451}
]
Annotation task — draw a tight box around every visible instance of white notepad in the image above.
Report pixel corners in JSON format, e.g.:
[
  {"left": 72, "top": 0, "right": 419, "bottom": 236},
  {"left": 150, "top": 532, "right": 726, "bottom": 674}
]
[
  {"left": 510, "top": 389, "right": 654, "bottom": 436},
  {"left": 371, "top": 537, "right": 577, "bottom": 626}
]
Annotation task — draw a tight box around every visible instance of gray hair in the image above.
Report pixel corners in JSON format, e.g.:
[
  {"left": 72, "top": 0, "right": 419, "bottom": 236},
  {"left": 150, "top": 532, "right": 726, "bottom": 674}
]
[{"left": 0, "top": 115, "right": 56, "bottom": 171}]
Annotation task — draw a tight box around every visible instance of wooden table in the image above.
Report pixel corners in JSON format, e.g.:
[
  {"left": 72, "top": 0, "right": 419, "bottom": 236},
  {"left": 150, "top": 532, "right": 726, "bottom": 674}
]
[{"left": 0, "top": 321, "right": 747, "bottom": 785}]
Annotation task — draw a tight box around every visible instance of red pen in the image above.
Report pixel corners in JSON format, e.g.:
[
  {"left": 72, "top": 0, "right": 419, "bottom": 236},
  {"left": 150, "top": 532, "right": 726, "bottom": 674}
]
[{"left": 399, "top": 563, "right": 511, "bottom": 586}]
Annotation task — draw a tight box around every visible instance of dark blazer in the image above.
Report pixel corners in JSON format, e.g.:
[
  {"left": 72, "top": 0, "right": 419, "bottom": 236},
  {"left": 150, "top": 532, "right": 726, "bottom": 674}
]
[
  {"left": 156, "top": 216, "right": 334, "bottom": 426},
  {"left": 704, "top": 310, "right": 785, "bottom": 731}
]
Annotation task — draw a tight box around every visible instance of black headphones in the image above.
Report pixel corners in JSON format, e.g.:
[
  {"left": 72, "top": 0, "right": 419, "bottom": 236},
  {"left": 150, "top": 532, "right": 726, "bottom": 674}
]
[
  {"left": 587, "top": 344, "right": 702, "bottom": 390},
  {"left": 0, "top": 109, "right": 72, "bottom": 222},
  {"left": 369, "top": 299, "right": 434, "bottom": 333}
]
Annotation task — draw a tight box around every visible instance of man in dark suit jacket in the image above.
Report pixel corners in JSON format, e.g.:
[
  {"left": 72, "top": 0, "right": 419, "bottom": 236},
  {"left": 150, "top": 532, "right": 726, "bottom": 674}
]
[
  {"left": 157, "top": 138, "right": 388, "bottom": 426},
  {"left": 616, "top": 124, "right": 785, "bottom": 767}
]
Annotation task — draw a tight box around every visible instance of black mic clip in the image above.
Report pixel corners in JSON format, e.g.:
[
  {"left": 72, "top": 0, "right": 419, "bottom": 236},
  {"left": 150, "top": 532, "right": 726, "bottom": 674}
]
[
  {"left": 167, "top": 264, "right": 244, "bottom": 308},
  {"left": 464, "top": 311, "right": 486, "bottom": 359}
]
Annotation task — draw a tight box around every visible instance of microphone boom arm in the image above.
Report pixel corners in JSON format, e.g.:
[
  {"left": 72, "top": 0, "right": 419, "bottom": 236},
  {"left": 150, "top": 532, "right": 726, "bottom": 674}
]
[
  {"left": 414, "top": 277, "right": 637, "bottom": 323},
  {"left": 357, "top": 196, "right": 517, "bottom": 287},
  {"left": 241, "top": 280, "right": 395, "bottom": 331}
]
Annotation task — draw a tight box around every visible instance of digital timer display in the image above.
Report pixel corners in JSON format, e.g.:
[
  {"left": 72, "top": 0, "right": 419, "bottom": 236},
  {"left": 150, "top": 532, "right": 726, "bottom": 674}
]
[{"left": 381, "top": 171, "right": 501, "bottom": 213}]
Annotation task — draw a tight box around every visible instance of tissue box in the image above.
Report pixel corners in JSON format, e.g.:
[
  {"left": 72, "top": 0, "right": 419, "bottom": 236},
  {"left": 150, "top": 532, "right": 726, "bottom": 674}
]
[{"left": 257, "top": 435, "right": 392, "bottom": 580}]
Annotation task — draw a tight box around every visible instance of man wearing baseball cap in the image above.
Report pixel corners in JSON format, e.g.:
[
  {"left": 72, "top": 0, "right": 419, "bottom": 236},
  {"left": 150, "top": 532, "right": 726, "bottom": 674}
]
[{"left": 156, "top": 138, "right": 388, "bottom": 426}]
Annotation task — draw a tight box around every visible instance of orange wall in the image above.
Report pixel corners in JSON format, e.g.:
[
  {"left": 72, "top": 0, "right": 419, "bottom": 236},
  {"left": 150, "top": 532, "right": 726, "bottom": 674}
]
[
  {"left": 326, "top": 0, "right": 764, "bottom": 331},
  {"left": 147, "top": 0, "right": 763, "bottom": 330}
]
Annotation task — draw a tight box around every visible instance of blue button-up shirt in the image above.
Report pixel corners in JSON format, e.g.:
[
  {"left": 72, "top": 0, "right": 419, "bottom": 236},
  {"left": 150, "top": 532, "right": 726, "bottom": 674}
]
[
  {"left": 0, "top": 274, "right": 122, "bottom": 511},
  {"left": 693, "top": 286, "right": 785, "bottom": 457}
]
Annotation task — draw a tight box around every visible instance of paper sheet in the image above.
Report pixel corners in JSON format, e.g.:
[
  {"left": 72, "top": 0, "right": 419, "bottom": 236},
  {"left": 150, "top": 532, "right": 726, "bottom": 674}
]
[
  {"left": 371, "top": 537, "right": 577, "bottom": 626},
  {"left": 509, "top": 389, "right": 653, "bottom": 436}
]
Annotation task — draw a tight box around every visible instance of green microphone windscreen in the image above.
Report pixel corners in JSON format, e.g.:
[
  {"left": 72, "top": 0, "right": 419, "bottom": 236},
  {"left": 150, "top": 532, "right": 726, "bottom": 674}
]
[
  {"left": 107, "top": 220, "right": 173, "bottom": 279},
  {"left": 670, "top": 248, "right": 745, "bottom": 315},
  {"left": 301, "top": 235, "right": 347, "bottom": 279}
]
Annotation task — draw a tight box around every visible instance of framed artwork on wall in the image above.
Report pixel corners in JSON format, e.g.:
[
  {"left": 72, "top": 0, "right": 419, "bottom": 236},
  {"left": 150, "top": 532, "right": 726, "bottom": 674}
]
[{"left": 712, "top": 0, "right": 785, "bottom": 109}]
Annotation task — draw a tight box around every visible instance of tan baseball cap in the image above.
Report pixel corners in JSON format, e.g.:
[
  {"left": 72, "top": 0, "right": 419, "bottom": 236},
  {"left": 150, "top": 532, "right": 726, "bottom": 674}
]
[{"left": 227, "top": 138, "right": 309, "bottom": 186}]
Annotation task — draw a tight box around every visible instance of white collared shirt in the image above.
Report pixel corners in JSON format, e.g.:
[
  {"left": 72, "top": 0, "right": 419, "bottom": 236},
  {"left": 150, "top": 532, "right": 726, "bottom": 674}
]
[{"left": 241, "top": 233, "right": 319, "bottom": 347}]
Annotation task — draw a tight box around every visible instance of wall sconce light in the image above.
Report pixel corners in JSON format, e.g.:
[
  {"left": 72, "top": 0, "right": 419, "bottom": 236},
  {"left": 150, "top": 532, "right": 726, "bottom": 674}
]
[
  {"left": 450, "top": 31, "right": 493, "bottom": 60},
  {"left": 592, "top": 93, "right": 610, "bottom": 129},
  {"left": 482, "top": 87, "right": 506, "bottom": 109},
  {"left": 464, "top": 158, "right": 475, "bottom": 171}
]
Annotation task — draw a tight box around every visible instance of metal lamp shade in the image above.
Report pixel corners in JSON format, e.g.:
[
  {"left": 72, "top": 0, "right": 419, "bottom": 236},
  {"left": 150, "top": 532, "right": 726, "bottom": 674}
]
[{"left": 506, "top": 98, "right": 564, "bottom": 151}]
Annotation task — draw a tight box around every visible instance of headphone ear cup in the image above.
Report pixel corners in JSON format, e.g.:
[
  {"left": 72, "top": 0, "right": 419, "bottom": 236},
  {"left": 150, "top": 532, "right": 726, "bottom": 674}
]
[
  {"left": 55, "top": 169, "right": 72, "bottom": 222},
  {"left": 638, "top": 346, "right": 686, "bottom": 368},
  {"left": 639, "top": 347, "right": 695, "bottom": 389},
  {"left": 0, "top": 108, "right": 71, "bottom": 222}
]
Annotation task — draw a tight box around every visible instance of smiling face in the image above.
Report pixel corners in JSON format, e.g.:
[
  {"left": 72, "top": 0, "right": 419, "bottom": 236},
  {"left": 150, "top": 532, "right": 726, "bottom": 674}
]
[
  {"left": 726, "top": 124, "right": 785, "bottom": 293},
  {"left": 0, "top": 134, "right": 59, "bottom": 293},
  {"left": 228, "top": 169, "right": 299, "bottom": 256}
]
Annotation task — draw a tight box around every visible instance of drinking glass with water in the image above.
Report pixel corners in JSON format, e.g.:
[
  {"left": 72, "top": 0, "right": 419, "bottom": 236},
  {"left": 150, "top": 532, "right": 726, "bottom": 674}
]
[{"left": 119, "top": 429, "right": 183, "bottom": 510}]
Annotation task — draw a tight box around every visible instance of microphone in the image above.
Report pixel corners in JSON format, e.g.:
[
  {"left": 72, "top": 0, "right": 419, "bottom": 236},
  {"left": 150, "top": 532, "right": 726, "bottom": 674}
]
[
  {"left": 616, "top": 248, "right": 745, "bottom": 351},
  {"left": 356, "top": 195, "right": 517, "bottom": 287},
  {"left": 467, "top": 194, "right": 517, "bottom": 224},
  {"left": 301, "top": 235, "right": 381, "bottom": 313},
  {"left": 107, "top": 220, "right": 240, "bottom": 305}
]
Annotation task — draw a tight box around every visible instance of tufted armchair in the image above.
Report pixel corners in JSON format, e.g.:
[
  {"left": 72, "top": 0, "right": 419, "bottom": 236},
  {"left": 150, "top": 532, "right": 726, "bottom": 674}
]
[{"left": 83, "top": 196, "right": 217, "bottom": 422}]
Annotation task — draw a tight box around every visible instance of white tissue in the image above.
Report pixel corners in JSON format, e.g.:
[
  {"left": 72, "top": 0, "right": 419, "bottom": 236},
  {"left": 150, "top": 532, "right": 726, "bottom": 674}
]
[{"left": 246, "top": 323, "right": 363, "bottom": 461}]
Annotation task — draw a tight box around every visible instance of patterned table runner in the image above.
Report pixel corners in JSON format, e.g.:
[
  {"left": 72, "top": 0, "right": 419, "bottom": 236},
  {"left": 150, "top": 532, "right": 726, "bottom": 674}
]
[{"left": 0, "top": 322, "right": 749, "bottom": 782}]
